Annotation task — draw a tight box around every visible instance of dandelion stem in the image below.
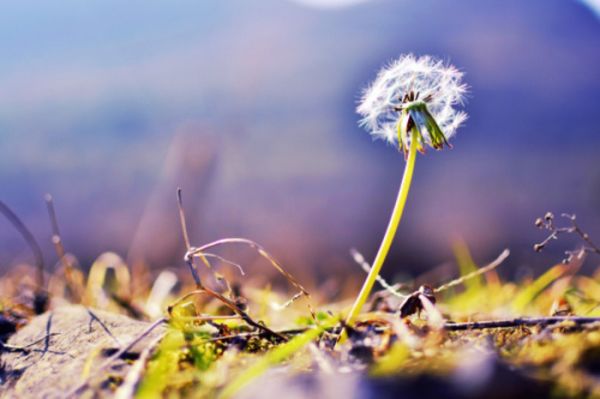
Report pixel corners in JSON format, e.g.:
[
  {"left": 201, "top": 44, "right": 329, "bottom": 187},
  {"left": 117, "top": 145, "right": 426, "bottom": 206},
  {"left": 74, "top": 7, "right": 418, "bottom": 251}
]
[{"left": 346, "top": 129, "right": 418, "bottom": 324}]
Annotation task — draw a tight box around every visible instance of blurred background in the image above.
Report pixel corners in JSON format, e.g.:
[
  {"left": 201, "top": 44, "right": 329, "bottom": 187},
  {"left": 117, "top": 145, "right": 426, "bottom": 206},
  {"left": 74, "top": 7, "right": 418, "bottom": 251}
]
[{"left": 1, "top": 0, "right": 599, "bottom": 290}]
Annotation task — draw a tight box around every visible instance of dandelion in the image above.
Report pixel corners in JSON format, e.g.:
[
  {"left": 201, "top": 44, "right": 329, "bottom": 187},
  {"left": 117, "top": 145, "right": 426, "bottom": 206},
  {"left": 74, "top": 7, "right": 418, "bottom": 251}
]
[
  {"left": 347, "top": 54, "right": 468, "bottom": 324},
  {"left": 357, "top": 54, "right": 467, "bottom": 155}
]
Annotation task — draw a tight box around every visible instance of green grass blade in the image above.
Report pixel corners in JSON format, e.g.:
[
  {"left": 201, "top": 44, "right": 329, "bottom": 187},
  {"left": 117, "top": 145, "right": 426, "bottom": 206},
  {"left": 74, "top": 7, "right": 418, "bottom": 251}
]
[
  {"left": 218, "top": 320, "right": 335, "bottom": 399},
  {"left": 512, "top": 264, "right": 570, "bottom": 313}
]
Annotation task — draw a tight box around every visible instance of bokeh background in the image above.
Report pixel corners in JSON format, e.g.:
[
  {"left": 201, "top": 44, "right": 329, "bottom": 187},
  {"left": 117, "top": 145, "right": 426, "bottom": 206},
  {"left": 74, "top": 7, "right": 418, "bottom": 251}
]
[{"left": 1, "top": 0, "right": 599, "bottom": 288}]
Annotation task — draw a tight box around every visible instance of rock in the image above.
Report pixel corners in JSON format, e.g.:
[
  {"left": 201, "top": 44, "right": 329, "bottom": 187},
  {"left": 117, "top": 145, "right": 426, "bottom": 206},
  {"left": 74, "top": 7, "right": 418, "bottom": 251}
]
[{"left": 0, "top": 305, "right": 165, "bottom": 398}]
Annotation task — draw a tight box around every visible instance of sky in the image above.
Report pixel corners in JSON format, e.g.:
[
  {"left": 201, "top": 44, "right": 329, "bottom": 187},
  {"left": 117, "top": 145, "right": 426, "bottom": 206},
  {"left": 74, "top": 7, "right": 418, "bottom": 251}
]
[{"left": 0, "top": 0, "right": 599, "bottom": 283}]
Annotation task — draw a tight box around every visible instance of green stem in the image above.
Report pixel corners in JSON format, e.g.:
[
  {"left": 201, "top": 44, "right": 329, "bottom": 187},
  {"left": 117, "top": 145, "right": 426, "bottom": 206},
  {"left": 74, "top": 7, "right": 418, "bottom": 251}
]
[{"left": 346, "top": 130, "right": 418, "bottom": 324}]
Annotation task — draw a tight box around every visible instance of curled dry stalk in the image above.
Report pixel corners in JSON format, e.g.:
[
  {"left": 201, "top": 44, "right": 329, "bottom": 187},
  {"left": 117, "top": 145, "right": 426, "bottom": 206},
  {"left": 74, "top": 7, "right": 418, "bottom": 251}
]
[
  {"left": 432, "top": 248, "right": 510, "bottom": 294},
  {"left": 177, "top": 188, "right": 312, "bottom": 312},
  {"left": 397, "top": 249, "right": 509, "bottom": 320},
  {"left": 351, "top": 248, "right": 510, "bottom": 319},
  {"left": 176, "top": 188, "right": 241, "bottom": 288},
  {"left": 0, "top": 200, "right": 47, "bottom": 314},
  {"left": 534, "top": 212, "right": 600, "bottom": 264},
  {"left": 188, "top": 238, "right": 312, "bottom": 311},
  {"left": 172, "top": 188, "right": 315, "bottom": 341}
]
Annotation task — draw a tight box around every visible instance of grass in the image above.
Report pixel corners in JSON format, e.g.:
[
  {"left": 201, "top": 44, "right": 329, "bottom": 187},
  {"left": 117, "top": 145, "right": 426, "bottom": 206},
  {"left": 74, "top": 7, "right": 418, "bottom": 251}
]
[
  {"left": 126, "top": 251, "right": 600, "bottom": 398},
  {"left": 2, "top": 192, "right": 600, "bottom": 398}
]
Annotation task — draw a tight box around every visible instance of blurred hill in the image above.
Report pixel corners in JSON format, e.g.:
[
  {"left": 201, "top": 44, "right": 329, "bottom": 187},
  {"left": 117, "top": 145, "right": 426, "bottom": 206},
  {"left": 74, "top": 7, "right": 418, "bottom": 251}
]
[{"left": 0, "top": 0, "right": 599, "bottom": 281}]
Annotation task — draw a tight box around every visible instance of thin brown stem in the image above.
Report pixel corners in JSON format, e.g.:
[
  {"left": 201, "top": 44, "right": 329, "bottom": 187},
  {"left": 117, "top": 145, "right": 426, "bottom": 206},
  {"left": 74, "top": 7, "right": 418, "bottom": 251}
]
[
  {"left": 535, "top": 213, "right": 600, "bottom": 262},
  {"left": 177, "top": 188, "right": 209, "bottom": 287},
  {"left": 196, "top": 316, "right": 600, "bottom": 339},
  {"left": 434, "top": 249, "right": 510, "bottom": 293},
  {"left": 190, "top": 238, "right": 313, "bottom": 317},
  {"left": 444, "top": 316, "right": 600, "bottom": 331},
  {"left": 45, "top": 194, "right": 83, "bottom": 302},
  {"left": 0, "top": 200, "right": 45, "bottom": 288},
  {"left": 564, "top": 213, "right": 600, "bottom": 254},
  {"left": 168, "top": 288, "right": 287, "bottom": 342},
  {"left": 0, "top": 333, "right": 60, "bottom": 353},
  {"left": 86, "top": 308, "right": 121, "bottom": 347}
]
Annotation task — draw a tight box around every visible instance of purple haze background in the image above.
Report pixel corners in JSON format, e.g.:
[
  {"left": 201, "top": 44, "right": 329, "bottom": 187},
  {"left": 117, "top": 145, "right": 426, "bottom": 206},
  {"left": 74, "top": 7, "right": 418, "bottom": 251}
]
[{"left": 1, "top": 0, "right": 599, "bottom": 284}]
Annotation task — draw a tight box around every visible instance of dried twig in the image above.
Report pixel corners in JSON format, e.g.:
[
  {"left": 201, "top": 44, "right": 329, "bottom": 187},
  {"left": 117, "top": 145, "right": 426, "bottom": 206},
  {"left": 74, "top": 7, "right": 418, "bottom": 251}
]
[
  {"left": 176, "top": 188, "right": 203, "bottom": 287},
  {"left": 199, "top": 253, "right": 246, "bottom": 276},
  {"left": 45, "top": 194, "right": 84, "bottom": 302},
  {"left": 86, "top": 308, "right": 121, "bottom": 347},
  {"left": 188, "top": 237, "right": 314, "bottom": 318},
  {"left": 168, "top": 288, "right": 287, "bottom": 342},
  {"left": 378, "top": 249, "right": 510, "bottom": 320},
  {"left": 174, "top": 188, "right": 312, "bottom": 336},
  {"left": 193, "top": 315, "right": 600, "bottom": 344},
  {"left": 350, "top": 248, "right": 407, "bottom": 299},
  {"left": 175, "top": 189, "right": 287, "bottom": 340},
  {"left": 444, "top": 316, "right": 600, "bottom": 331},
  {"left": 353, "top": 249, "right": 510, "bottom": 317},
  {"left": 270, "top": 291, "right": 304, "bottom": 311},
  {"left": 189, "top": 238, "right": 310, "bottom": 299},
  {"left": 172, "top": 315, "right": 242, "bottom": 323},
  {"left": 177, "top": 188, "right": 240, "bottom": 291},
  {"left": 113, "top": 333, "right": 164, "bottom": 399},
  {"left": 434, "top": 249, "right": 510, "bottom": 293},
  {"left": 534, "top": 212, "right": 600, "bottom": 263},
  {"left": 0, "top": 200, "right": 45, "bottom": 290},
  {"left": 187, "top": 327, "right": 310, "bottom": 347},
  {"left": 0, "top": 333, "right": 60, "bottom": 353}
]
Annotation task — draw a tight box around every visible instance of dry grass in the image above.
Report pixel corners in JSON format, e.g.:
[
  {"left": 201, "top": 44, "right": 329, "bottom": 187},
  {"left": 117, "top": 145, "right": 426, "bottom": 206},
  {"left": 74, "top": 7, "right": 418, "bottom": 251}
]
[{"left": 2, "top": 195, "right": 600, "bottom": 398}]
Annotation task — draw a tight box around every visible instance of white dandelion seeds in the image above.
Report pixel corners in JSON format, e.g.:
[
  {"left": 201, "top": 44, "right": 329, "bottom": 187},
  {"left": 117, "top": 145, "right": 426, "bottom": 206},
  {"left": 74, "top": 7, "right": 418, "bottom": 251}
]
[
  {"left": 357, "top": 54, "right": 468, "bottom": 154},
  {"left": 346, "top": 54, "right": 471, "bottom": 325}
]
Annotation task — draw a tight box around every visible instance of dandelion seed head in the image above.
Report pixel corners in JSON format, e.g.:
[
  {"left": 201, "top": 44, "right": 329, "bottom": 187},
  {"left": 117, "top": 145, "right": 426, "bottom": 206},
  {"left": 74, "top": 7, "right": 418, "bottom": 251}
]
[{"left": 357, "top": 54, "right": 468, "bottom": 149}]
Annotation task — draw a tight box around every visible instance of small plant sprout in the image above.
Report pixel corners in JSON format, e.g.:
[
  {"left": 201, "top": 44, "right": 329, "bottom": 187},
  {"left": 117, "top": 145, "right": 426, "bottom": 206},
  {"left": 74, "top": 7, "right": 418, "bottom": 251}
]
[{"left": 347, "top": 54, "right": 468, "bottom": 324}]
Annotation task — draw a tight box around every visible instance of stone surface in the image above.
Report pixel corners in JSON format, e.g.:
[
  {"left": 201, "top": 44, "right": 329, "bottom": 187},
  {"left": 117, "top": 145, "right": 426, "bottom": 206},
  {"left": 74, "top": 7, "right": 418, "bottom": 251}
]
[{"left": 0, "top": 305, "right": 164, "bottom": 398}]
